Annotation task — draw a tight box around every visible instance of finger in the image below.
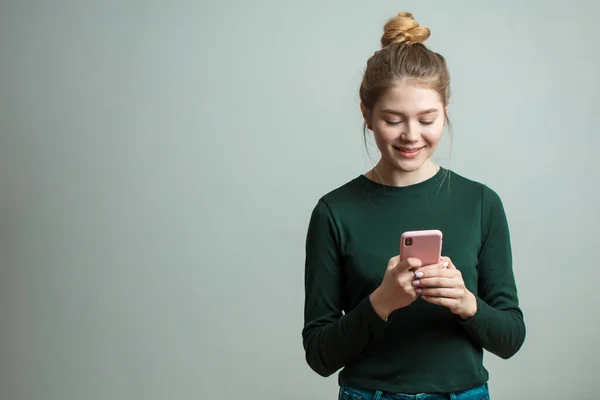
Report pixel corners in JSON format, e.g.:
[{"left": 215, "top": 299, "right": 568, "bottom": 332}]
[
  {"left": 387, "top": 255, "right": 401, "bottom": 270},
  {"left": 421, "top": 295, "right": 458, "bottom": 309},
  {"left": 416, "top": 287, "right": 461, "bottom": 298},
  {"left": 415, "top": 262, "right": 447, "bottom": 275},
  {"left": 420, "top": 261, "right": 446, "bottom": 270},
  {"left": 440, "top": 256, "right": 456, "bottom": 270},
  {"left": 414, "top": 268, "right": 455, "bottom": 280},
  {"left": 413, "top": 277, "right": 454, "bottom": 288},
  {"left": 397, "top": 257, "right": 422, "bottom": 272}
]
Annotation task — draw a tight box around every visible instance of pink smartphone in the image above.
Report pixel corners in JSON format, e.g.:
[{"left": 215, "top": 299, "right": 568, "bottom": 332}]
[{"left": 400, "top": 229, "right": 443, "bottom": 267}]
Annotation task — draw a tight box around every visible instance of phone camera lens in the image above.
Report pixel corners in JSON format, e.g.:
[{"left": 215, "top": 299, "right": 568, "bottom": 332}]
[{"left": 405, "top": 238, "right": 413, "bottom": 246}]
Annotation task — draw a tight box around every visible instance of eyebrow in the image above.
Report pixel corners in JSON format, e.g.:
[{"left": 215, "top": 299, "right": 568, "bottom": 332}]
[{"left": 382, "top": 108, "right": 439, "bottom": 116}]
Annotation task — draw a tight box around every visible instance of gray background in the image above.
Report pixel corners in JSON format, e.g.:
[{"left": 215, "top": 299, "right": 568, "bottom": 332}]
[{"left": 1, "top": 0, "right": 598, "bottom": 399}]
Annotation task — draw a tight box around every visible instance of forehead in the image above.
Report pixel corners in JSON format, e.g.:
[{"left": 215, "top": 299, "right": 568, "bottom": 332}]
[{"left": 375, "top": 82, "right": 443, "bottom": 114}]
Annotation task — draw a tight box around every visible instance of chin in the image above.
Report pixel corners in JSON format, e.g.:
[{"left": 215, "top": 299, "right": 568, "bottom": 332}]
[
  {"left": 387, "top": 155, "right": 428, "bottom": 173},
  {"left": 394, "top": 162, "right": 424, "bottom": 173}
]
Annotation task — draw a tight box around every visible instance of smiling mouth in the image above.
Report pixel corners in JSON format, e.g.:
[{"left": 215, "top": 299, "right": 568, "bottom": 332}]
[
  {"left": 393, "top": 146, "right": 425, "bottom": 158},
  {"left": 394, "top": 146, "right": 424, "bottom": 153}
]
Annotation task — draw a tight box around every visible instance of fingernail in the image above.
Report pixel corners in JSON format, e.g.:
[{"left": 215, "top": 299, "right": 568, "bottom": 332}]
[
  {"left": 415, "top": 271, "right": 423, "bottom": 278},
  {"left": 412, "top": 280, "right": 419, "bottom": 286},
  {"left": 416, "top": 288, "right": 422, "bottom": 294},
  {"left": 443, "top": 262, "right": 449, "bottom": 268}
]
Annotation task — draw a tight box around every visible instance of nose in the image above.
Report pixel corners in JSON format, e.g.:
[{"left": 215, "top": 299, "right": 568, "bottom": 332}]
[{"left": 400, "top": 120, "right": 419, "bottom": 142}]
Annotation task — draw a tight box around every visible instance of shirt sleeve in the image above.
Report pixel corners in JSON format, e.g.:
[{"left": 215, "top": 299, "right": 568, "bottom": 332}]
[
  {"left": 302, "top": 199, "right": 390, "bottom": 377},
  {"left": 459, "top": 185, "right": 526, "bottom": 359}
]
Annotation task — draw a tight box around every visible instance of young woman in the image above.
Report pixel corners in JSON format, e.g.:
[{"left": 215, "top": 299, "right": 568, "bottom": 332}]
[{"left": 302, "top": 12, "right": 525, "bottom": 400}]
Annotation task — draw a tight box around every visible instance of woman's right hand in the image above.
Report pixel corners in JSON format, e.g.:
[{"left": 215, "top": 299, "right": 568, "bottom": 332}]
[{"left": 369, "top": 256, "right": 422, "bottom": 320}]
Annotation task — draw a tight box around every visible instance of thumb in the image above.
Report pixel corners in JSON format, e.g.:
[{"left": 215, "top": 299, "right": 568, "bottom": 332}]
[
  {"left": 398, "top": 257, "right": 422, "bottom": 271},
  {"left": 387, "top": 255, "right": 401, "bottom": 270},
  {"left": 440, "top": 256, "right": 454, "bottom": 270}
]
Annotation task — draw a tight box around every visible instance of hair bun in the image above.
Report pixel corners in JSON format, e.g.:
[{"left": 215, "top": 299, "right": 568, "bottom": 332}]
[{"left": 381, "top": 12, "right": 431, "bottom": 47}]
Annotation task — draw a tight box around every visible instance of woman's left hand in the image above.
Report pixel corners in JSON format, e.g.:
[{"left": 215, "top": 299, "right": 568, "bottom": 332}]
[{"left": 413, "top": 256, "right": 478, "bottom": 320}]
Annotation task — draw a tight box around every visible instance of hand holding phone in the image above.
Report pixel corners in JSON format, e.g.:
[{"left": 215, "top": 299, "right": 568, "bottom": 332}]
[
  {"left": 370, "top": 230, "right": 446, "bottom": 320},
  {"left": 369, "top": 255, "right": 423, "bottom": 320}
]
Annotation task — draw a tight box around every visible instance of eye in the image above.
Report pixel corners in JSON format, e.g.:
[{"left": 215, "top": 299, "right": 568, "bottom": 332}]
[
  {"left": 385, "top": 120, "right": 403, "bottom": 126},
  {"left": 420, "top": 121, "right": 435, "bottom": 125}
]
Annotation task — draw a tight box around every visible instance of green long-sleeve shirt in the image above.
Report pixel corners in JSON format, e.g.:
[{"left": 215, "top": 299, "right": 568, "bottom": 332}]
[{"left": 302, "top": 168, "right": 525, "bottom": 394}]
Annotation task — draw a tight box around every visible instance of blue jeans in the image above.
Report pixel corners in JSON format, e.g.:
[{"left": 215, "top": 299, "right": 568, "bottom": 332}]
[{"left": 338, "top": 383, "right": 489, "bottom": 400}]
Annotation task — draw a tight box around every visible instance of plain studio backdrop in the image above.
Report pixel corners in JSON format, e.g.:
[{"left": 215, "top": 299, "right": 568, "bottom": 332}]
[{"left": 1, "top": 1, "right": 599, "bottom": 399}]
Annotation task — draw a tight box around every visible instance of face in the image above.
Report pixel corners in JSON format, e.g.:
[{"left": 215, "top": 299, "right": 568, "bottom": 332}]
[{"left": 362, "top": 81, "right": 445, "bottom": 174}]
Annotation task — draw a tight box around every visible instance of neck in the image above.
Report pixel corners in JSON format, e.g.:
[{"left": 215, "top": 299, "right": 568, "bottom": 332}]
[{"left": 369, "top": 159, "right": 439, "bottom": 187}]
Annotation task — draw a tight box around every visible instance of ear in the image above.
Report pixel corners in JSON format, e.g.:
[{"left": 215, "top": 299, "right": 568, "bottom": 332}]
[{"left": 360, "top": 103, "right": 373, "bottom": 131}]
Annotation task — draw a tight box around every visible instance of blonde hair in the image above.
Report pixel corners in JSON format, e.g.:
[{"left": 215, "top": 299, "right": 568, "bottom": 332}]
[{"left": 360, "top": 12, "right": 451, "bottom": 122}]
